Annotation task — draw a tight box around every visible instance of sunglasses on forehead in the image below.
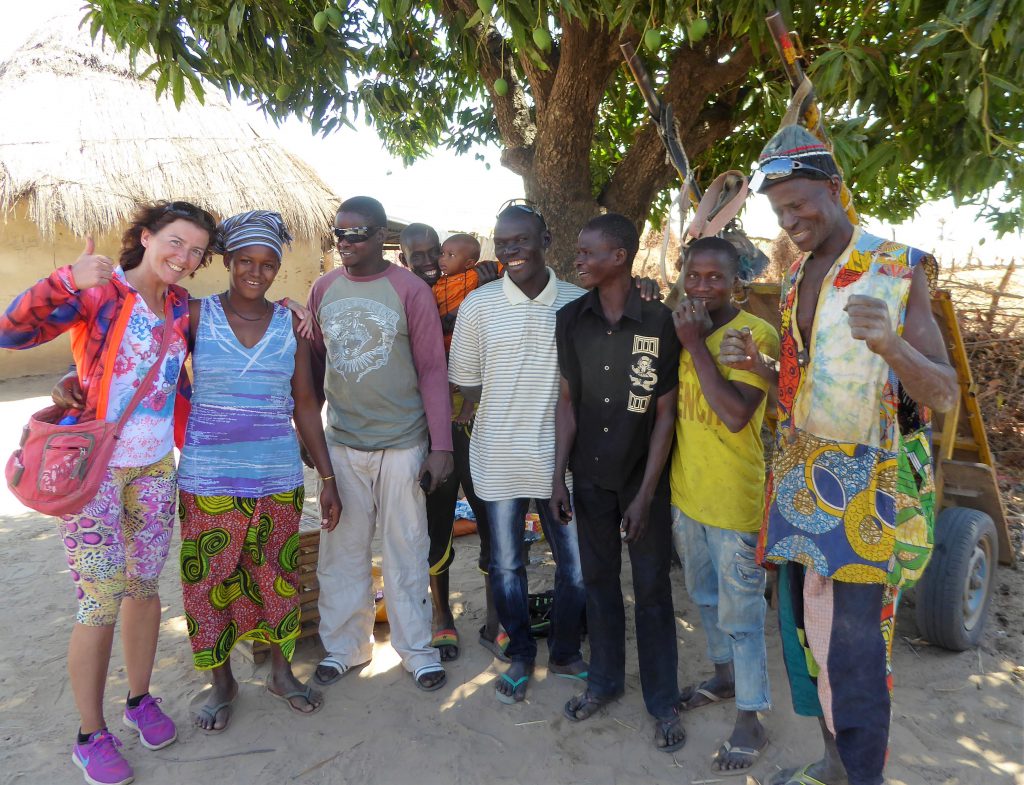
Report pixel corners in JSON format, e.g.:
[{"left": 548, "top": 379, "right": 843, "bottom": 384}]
[
  {"left": 750, "top": 157, "right": 834, "bottom": 192},
  {"left": 162, "top": 200, "right": 215, "bottom": 225},
  {"left": 333, "top": 226, "right": 380, "bottom": 244},
  {"left": 497, "top": 198, "right": 547, "bottom": 228}
]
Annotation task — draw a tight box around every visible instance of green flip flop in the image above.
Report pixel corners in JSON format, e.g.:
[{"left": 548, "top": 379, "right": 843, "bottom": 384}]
[{"left": 495, "top": 673, "right": 529, "bottom": 704}]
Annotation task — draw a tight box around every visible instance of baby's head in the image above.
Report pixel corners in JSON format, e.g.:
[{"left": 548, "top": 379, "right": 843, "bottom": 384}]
[{"left": 439, "top": 233, "right": 481, "bottom": 276}]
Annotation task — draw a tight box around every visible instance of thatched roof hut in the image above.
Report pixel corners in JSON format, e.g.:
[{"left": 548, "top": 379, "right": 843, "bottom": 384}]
[
  {"left": 0, "top": 17, "right": 339, "bottom": 243},
  {"left": 0, "top": 16, "right": 341, "bottom": 378}
]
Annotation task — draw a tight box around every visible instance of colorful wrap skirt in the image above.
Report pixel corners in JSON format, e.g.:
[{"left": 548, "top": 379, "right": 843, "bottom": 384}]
[{"left": 179, "top": 487, "right": 304, "bottom": 669}]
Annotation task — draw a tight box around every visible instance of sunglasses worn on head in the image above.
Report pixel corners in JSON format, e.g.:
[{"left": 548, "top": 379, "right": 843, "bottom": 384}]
[
  {"left": 497, "top": 198, "right": 546, "bottom": 228},
  {"left": 750, "top": 157, "right": 834, "bottom": 192},
  {"left": 156, "top": 201, "right": 216, "bottom": 240},
  {"left": 163, "top": 200, "right": 214, "bottom": 222},
  {"left": 333, "top": 226, "right": 379, "bottom": 244},
  {"left": 161, "top": 200, "right": 209, "bottom": 219}
]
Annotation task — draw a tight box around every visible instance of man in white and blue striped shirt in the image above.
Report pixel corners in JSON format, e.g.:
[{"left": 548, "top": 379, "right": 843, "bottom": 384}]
[{"left": 448, "top": 202, "right": 588, "bottom": 704}]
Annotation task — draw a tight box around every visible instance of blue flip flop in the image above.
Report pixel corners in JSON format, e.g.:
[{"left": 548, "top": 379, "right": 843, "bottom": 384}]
[{"left": 495, "top": 673, "right": 530, "bottom": 704}]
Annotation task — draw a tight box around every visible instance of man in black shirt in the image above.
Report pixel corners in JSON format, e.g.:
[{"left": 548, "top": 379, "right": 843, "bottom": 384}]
[{"left": 551, "top": 213, "right": 684, "bottom": 752}]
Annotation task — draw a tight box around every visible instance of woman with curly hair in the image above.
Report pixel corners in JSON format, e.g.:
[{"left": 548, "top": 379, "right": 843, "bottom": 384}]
[{"left": 1, "top": 201, "right": 217, "bottom": 785}]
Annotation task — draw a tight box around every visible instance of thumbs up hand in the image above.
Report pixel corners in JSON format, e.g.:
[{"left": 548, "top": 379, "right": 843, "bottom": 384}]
[{"left": 70, "top": 236, "right": 115, "bottom": 290}]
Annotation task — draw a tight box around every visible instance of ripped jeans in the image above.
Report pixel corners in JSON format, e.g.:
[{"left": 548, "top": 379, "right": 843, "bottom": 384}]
[{"left": 671, "top": 506, "right": 771, "bottom": 712}]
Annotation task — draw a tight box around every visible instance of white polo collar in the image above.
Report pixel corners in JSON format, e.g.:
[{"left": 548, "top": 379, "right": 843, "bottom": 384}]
[{"left": 502, "top": 266, "right": 559, "bottom": 306}]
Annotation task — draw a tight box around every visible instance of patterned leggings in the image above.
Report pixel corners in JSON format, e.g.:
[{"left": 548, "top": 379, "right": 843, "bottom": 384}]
[{"left": 58, "top": 453, "right": 177, "bottom": 626}]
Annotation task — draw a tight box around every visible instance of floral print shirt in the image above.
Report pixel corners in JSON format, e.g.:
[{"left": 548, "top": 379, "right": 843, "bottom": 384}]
[{"left": 106, "top": 269, "right": 187, "bottom": 467}]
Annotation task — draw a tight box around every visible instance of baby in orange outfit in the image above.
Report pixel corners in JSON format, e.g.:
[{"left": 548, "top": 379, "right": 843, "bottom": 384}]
[{"left": 435, "top": 233, "right": 502, "bottom": 423}]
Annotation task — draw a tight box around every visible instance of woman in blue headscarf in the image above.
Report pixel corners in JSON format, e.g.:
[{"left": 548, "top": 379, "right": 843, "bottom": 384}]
[{"left": 176, "top": 210, "right": 341, "bottom": 732}]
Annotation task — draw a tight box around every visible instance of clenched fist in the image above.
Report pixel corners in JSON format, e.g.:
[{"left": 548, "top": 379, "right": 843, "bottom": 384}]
[
  {"left": 845, "top": 294, "right": 896, "bottom": 356},
  {"left": 719, "top": 326, "right": 759, "bottom": 371},
  {"left": 672, "top": 296, "right": 714, "bottom": 350}
]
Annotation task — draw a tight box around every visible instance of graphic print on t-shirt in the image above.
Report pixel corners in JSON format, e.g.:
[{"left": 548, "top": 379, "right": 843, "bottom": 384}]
[
  {"left": 627, "top": 335, "right": 659, "bottom": 413},
  {"left": 321, "top": 296, "right": 400, "bottom": 382}
]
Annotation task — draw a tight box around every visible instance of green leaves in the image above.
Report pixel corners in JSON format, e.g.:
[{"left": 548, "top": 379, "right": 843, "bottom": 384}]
[
  {"left": 227, "top": 2, "right": 245, "bottom": 40},
  {"left": 81, "top": 0, "right": 1024, "bottom": 237}
]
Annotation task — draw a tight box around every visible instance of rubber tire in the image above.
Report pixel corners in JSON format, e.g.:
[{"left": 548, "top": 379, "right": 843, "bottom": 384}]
[{"left": 915, "top": 507, "right": 998, "bottom": 651}]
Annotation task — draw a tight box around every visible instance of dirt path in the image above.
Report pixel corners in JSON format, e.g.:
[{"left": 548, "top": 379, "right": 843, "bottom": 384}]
[{"left": 1, "top": 375, "right": 1020, "bottom": 785}]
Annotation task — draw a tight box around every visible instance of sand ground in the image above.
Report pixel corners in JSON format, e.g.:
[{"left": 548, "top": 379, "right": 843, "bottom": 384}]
[{"left": 0, "top": 375, "right": 1021, "bottom": 785}]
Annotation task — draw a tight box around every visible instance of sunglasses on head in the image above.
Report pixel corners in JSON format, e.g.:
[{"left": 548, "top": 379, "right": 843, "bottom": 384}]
[
  {"left": 161, "top": 200, "right": 216, "bottom": 226},
  {"left": 750, "top": 157, "right": 834, "bottom": 192},
  {"left": 497, "top": 198, "right": 546, "bottom": 228},
  {"left": 333, "top": 226, "right": 379, "bottom": 244}
]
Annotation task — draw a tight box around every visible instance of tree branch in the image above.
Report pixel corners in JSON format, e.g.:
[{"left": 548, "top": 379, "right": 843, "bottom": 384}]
[
  {"left": 439, "top": 0, "right": 536, "bottom": 173},
  {"left": 530, "top": 15, "right": 621, "bottom": 197},
  {"left": 600, "top": 40, "right": 755, "bottom": 219},
  {"left": 515, "top": 12, "right": 560, "bottom": 112}
]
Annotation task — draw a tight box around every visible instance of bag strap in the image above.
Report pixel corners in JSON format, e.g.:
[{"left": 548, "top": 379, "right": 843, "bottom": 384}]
[{"left": 112, "top": 295, "right": 178, "bottom": 439}]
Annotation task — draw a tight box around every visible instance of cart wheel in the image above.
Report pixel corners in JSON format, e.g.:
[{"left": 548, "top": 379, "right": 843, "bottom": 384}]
[{"left": 915, "top": 507, "right": 998, "bottom": 651}]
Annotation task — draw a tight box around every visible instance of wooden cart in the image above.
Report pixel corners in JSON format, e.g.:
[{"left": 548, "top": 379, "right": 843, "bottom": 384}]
[{"left": 744, "top": 282, "right": 1013, "bottom": 651}]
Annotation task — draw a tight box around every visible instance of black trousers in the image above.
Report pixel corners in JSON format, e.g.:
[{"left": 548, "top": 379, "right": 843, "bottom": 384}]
[
  {"left": 426, "top": 420, "right": 491, "bottom": 574},
  {"left": 573, "top": 475, "right": 679, "bottom": 718}
]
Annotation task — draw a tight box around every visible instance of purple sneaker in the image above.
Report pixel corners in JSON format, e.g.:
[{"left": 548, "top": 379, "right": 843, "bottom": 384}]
[
  {"left": 122, "top": 694, "right": 177, "bottom": 750},
  {"left": 72, "top": 729, "right": 134, "bottom": 785}
]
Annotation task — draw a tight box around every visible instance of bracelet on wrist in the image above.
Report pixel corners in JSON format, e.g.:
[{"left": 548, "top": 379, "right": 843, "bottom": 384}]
[{"left": 320, "top": 474, "right": 335, "bottom": 482}]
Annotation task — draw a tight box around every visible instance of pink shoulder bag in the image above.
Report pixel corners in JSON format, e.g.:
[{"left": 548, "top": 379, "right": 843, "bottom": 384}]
[{"left": 5, "top": 296, "right": 176, "bottom": 516}]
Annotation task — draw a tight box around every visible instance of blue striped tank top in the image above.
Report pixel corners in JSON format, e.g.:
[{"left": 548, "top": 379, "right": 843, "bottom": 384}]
[{"left": 178, "top": 296, "right": 304, "bottom": 497}]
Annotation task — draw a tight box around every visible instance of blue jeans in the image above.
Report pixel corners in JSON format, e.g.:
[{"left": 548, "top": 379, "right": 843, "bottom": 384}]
[
  {"left": 671, "top": 506, "right": 771, "bottom": 712},
  {"left": 484, "top": 498, "right": 586, "bottom": 665}
]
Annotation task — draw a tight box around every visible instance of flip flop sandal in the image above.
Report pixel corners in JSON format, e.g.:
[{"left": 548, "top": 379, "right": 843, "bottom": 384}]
[
  {"left": 653, "top": 712, "right": 686, "bottom": 754},
  {"left": 314, "top": 656, "right": 366, "bottom": 686},
  {"left": 679, "top": 682, "right": 735, "bottom": 711},
  {"left": 777, "top": 763, "right": 830, "bottom": 785},
  {"left": 563, "top": 691, "right": 614, "bottom": 722},
  {"left": 193, "top": 700, "right": 234, "bottom": 735},
  {"left": 711, "top": 739, "right": 769, "bottom": 777},
  {"left": 266, "top": 682, "right": 324, "bottom": 716},
  {"left": 478, "top": 626, "right": 511, "bottom": 663},
  {"left": 414, "top": 664, "right": 448, "bottom": 692},
  {"left": 548, "top": 660, "right": 589, "bottom": 682},
  {"left": 430, "top": 628, "right": 460, "bottom": 662},
  {"left": 495, "top": 673, "right": 529, "bottom": 704}
]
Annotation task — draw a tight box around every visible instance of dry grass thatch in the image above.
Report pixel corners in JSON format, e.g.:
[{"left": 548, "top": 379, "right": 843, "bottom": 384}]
[{"left": 0, "top": 16, "right": 339, "bottom": 243}]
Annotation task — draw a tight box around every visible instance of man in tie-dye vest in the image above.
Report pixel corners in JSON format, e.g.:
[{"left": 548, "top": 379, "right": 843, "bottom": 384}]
[{"left": 720, "top": 125, "right": 958, "bottom": 785}]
